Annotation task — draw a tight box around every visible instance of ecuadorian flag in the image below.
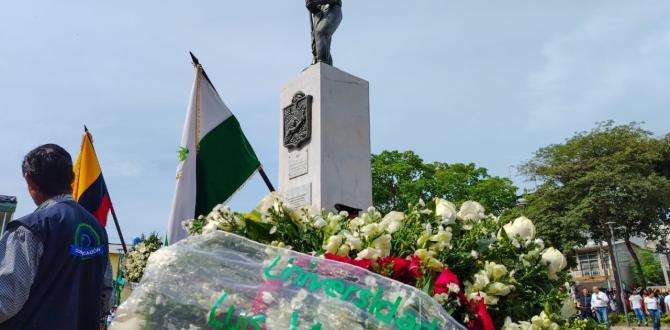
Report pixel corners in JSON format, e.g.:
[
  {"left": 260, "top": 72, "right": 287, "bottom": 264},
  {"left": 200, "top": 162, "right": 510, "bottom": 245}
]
[{"left": 72, "top": 127, "right": 112, "bottom": 226}]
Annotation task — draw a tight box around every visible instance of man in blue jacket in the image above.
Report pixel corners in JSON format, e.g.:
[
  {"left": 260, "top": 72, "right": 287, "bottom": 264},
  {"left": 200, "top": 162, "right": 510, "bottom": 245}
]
[{"left": 0, "top": 144, "right": 112, "bottom": 329}]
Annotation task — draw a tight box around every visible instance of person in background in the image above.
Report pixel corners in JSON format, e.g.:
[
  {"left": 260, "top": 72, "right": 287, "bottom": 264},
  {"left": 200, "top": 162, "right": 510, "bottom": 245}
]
[
  {"left": 591, "top": 286, "right": 610, "bottom": 327},
  {"left": 655, "top": 289, "right": 665, "bottom": 314},
  {"left": 0, "top": 144, "right": 112, "bottom": 329},
  {"left": 629, "top": 289, "right": 647, "bottom": 326},
  {"left": 608, "top": 289, "right": 617, "bottom": 313},
  {"left": 576, "top": 288, "right": 593, "bottom": 319},
  {"left": 644, "top": 289, "right": 661, "bottom": 330}
]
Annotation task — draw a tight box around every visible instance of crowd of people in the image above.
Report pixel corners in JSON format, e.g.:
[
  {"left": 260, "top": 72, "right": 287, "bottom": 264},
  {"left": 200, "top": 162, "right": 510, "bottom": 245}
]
[{"left": 575, "top": 286, "right": 670, "bottom": 329}]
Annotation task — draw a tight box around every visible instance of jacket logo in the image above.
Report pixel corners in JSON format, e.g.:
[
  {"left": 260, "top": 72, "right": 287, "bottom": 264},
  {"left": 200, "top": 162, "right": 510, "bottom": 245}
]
[{"left": 70, "top": 223, "right": 105, "bottom": 259}]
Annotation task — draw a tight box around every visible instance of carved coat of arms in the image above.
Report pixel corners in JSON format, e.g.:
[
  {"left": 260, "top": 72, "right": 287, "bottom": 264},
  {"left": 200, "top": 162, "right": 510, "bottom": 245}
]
[{"left": 283, "top": 91, "right": 313, "bottom": 149}]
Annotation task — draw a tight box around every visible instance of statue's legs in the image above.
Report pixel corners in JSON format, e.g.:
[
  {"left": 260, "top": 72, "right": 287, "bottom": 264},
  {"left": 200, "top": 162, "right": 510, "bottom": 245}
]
[{"left": 314, "top": 6, "right": 342, "bottom": 66}]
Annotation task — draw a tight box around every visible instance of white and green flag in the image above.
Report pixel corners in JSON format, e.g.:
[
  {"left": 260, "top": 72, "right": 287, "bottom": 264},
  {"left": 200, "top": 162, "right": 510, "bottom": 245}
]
[{"left": 168, "top": 64, "right": 260, "bottom": 244}]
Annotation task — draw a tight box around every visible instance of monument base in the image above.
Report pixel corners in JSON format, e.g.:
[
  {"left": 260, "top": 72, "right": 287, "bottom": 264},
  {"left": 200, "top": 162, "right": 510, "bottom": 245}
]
[{"left": 279, "top": 63, "right": 372, "bottom": 213}]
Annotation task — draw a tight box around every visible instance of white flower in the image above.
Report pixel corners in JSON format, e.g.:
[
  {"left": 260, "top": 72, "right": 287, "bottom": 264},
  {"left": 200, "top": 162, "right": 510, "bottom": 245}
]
[
  {"left": 339, "top": 210, "right": 349, "bottom": 218},
  {"left": 434, "top": 293, "right": 449, "bottom": 304},
  {"left": 429, "top": 228, "right": 452, "bottom": 252},
  {"left": 323, "top": 235, "right": 343, "bottom": 254},
  {"left": 467, "top": 290, "right": 499, "bottom": 305},
  {"left": 357, "top": 248, "right": 382, "bottom": 260},
  {"left": 485, "top": 295, "right": 499, "bottom": 305},
  {"left": 541, "top": 247, "right": 567, "bottom": 280},
  {"left": 467, "top": 290, "right": 486, "bottom": 302},
  {"left": 417, "top": 233, "right": 430, "bottom": 247},
  {"left": 343, "top": 231, "right": 363, "bottom": 251},
  {"left": 435, "top": 198, "right": 457, "bottom": 225},
  {"left": 272, "top": 201, "right": 282, "bottom": 213},
  {"left": 313, "top": 216, "right": 326, "bottom": 229},
  {"left": 484, "top": 261, "right": 508, "bottom": 281},
  {"left": 379, "top": 211, "right": 404, "bottom": 233},
  {"left": 447, "top": 283, "right": 460, "bottom": 294},
  {"left": 202, "top": 221, "right": 218, "bottom": 234},
  {"left": 486, "top": 282, "right": 514, "bottom": 296},
  {"left": 371, "top": 234, "right": 392, "bottom": 258},
  {"left": 530, "top": 311, "right": 559, "bottom": 329},
  {"left": 324, "top": 213, "right": 343, "bottom": 234},
  {"left": 457, "top": 201, "right": 486, "bottom": 222},
  {"left": 360, "top": 223, "right": 381, "bottom": 239},
  {"left": 430, "top": 228, "right": 452, "bottom": 244},
  {"left": 262, "top": 291, "right": 275, "bottom": 304},
  {"left": 471, "top": 271, "right": 490, "bottom": 291},
  {"left": 414, "top": 249, "right": 443, "bottom": 271},
  {"left": 534, "top": 238, "right": 545, "bottom": 250},
  {"left": 502, "top": 216, "right": 536, "bottom": 241},
  {"left": 348, "top": 217, "right": 365, "bottom": 231},
  {"left": 256, "top": 192, "right": 282, "bottom": 213},
  {"left": 470, "top": 250, "right": 479, "bottom": 259},
  {"left": 502, "top": 317, "right": 523, "bottom": 330}
]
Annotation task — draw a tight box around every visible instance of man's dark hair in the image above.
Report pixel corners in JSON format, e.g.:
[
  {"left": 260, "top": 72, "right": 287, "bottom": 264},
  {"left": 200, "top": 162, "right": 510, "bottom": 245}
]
[{"left": 22, "top": 144, "right": 74, "bottom": 197}]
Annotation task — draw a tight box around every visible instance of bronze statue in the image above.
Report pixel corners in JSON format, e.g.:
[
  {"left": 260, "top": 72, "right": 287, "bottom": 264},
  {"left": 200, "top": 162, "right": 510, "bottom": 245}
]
[{"left": 306, "top": 0, "right": 342, "bottom": 66}]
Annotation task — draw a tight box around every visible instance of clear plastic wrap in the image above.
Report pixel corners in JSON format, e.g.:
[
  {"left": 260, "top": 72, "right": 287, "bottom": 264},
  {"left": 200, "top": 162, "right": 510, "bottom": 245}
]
[{"left": 111, "top": 231, "right": 466, "bottom": 329}]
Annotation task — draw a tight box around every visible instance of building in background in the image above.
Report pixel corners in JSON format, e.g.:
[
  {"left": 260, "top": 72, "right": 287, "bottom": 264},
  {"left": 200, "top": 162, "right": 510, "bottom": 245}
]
[
  {"left": 643, "top": 229, "right": 670, "bottom": 289},
  {"left": 0, "top": 195, "right": 17, "bottom": 236},
  {"left": 571, "top": 237, "right": 670, "bottom": 291}
]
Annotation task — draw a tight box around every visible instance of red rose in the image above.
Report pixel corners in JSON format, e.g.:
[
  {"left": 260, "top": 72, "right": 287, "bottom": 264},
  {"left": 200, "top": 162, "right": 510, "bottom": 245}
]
[
  {"left": 466, "top": 293, "right": 495, "bottom": 330},
  {"left": 324, "top": 253, "right": 371, "bottom": 270}
]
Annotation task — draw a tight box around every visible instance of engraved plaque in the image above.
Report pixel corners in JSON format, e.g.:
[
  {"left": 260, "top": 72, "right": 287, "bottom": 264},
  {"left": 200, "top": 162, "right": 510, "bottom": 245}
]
[
  {"left": 283, "top": 92, "right": 312, "bottom": 150},
  {"left": 288, "top": 149, "right": 309, "bottom": 179},
  {"left": 285, "top": 183, "right": 312, "bottom": 209}
]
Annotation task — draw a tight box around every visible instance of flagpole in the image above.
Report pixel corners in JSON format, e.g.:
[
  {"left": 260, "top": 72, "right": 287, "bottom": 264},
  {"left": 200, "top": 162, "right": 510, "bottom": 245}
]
[
  {"left": 83, "top": 125, "right": 129, "bottom": 254},
  {"left": 258, "top": 167, "right": 276, "bottom": 192},
  {"left": 187, "top": 52, "right": 277, "bottom": 194},
  {"left": 109, "top": 204, "right": 128, "bottom": 254}
]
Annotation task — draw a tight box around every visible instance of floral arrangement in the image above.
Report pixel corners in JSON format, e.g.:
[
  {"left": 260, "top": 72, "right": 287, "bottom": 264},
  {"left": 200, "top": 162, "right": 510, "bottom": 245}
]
[
  {"left": 123, "top": 233, "right": 164, "bottom": 283},
  {"left": 183, "top": 193, "right": 571, "bottom": 329},
  {"left": 111, "top": 230, "right": 466, "bottom": 329}
]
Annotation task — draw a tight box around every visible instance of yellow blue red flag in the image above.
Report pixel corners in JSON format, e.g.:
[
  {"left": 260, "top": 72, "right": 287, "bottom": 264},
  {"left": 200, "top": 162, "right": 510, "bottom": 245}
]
[{"left": 72, "top": 127, "right": 111, "bottom": 226}]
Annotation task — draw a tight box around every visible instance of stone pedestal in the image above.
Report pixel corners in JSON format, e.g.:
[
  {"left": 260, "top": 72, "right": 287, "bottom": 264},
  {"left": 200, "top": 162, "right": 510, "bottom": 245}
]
[{"left": 279, "top": 63, "right": 372, "bottom": 212}]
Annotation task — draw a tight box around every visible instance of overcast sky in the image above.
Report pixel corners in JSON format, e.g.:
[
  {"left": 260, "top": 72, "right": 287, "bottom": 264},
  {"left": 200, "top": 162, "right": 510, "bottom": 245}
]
[{"left": 1, "top": 1, "right": 669, "bottom": 243}]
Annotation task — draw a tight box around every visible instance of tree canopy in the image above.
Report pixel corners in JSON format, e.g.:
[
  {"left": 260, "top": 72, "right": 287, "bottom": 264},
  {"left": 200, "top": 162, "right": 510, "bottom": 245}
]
[
  {"left": 371, "top": 150, "right": 518, "bottom": 215},
  {"left": 520, "top": 121, "right": 670, "bottom": 287},
  {"left": 630, "top": 249, "right": 666, "bottom": 287}
]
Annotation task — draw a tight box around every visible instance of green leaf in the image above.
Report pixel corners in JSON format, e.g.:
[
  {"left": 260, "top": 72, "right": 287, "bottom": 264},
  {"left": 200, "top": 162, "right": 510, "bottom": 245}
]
[
  {"left": 244, "top": 219, "right": 274, "bottom": 242},
  {"left": 178, "top": 147, "right": 189, "bottom": 161}
]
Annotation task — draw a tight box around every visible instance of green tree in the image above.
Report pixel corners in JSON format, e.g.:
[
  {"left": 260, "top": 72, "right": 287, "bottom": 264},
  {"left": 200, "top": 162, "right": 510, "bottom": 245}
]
[
  {"left": 631, "top": 249, "right": 665, "bottom": 286},
  {"left": 521, "top": 121, "right": 670, "bottom": 296},
  {"left": 371, "top": 150, "right": 518, "bottom": 215},
  {"left": 656, "top": 133, "right": 670, "bottom": 180},
  {"left": 371, "top": 150, "right": 433, "bottom": 214}
]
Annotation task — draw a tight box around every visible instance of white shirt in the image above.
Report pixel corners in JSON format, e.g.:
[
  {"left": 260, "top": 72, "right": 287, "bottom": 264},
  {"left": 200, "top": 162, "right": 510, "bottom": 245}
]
[
  {"left": 591, "top": 292, "right": 609, "bottom": 308},
  {"left": 629, "top": 294, "right": 643, "bottom": 309},
  {"left": 665, "top": 295, "right": 670, "bottom": 311},
  {"left": 644, "top": 296, "right": 658, "bottom": 310}
]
